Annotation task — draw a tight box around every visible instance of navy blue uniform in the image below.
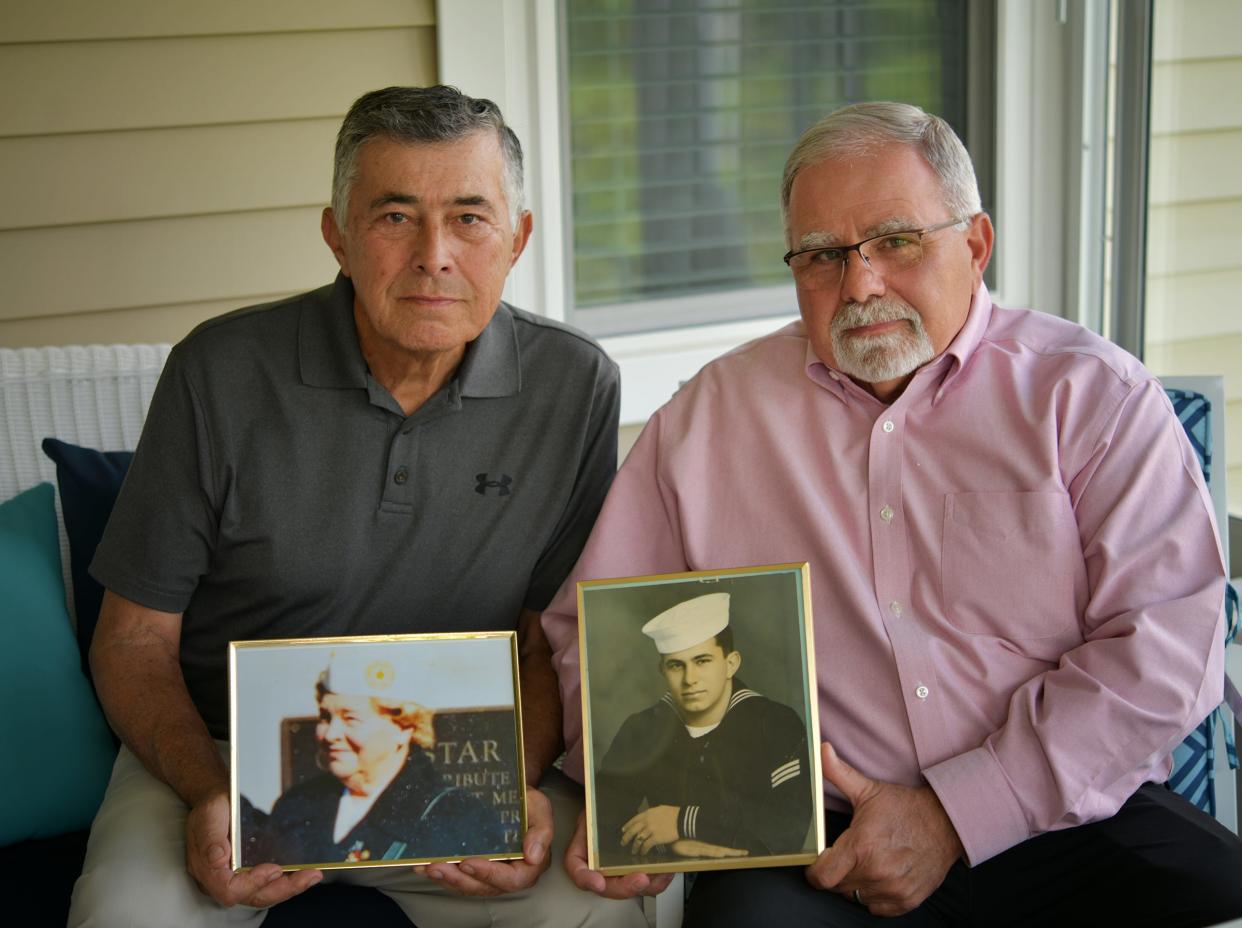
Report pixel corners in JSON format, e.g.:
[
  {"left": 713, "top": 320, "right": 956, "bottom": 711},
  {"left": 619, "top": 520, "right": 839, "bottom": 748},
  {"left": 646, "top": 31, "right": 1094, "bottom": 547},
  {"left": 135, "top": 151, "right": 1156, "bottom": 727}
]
[
  {"left": 595, "top": 684, "right": 812, "bottom": 868},
  {"left": 251, "top": 749, "right": 510, "bottom": 867}
]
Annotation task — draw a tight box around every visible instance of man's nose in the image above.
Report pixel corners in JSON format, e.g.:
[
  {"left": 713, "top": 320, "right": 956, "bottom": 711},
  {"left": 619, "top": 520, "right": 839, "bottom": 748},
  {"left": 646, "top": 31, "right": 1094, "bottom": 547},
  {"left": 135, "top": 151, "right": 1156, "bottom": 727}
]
[
  {"left": 839, "top": 249, "right": 885, "bottom": 305},
  {"left": 409, "top": 223, "right": 453, "bottom": 274}
]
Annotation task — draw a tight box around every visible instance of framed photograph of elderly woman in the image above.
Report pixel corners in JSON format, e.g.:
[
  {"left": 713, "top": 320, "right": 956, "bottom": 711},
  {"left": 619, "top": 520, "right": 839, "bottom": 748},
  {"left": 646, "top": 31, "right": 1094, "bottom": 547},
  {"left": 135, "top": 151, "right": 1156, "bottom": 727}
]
[
  {"left": 229, "top": 632, "right": 527, "bottom": 871},
  {"left": 578, "top": 563, "right": 823, "bottom": 876}
]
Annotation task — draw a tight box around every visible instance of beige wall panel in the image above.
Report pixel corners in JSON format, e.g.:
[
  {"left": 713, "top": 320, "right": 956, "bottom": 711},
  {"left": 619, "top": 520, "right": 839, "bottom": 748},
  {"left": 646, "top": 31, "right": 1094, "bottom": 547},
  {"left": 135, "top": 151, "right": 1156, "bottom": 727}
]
[
  {"left": 1154, "top": 0, "right": 1242, "bottom": 62},
  {"left": 1151, "top": 60, "right": 1242, "bottom": 135},
  {"left": 1146, "top": 269, "right": 1242, "bottom": 343},
  {"left": 1147, "top": 198, "right": 1242, "bottom": 276},
  {"left": 1229, "top": 400, "right": 1241, "bottom": 464},
  {"left": 0, "top": 208, "right": 340, "bottom": 321},
  {"left": 0, "top": 294, "right": 298, "bottom": 349},
  {"left": 1148, "top": 130, "right": 1242, "bottom": 206},
  {"left": 0, "top": 28, "right": 436, "bottom": 137},
  {"left": 1, "top": 0, "right": 433, "bottom": 42},
  {"left": 1229, "top": 398, "right": 1241, "bottom": 517},
  {"left": 0, "top": 119, "right": 339, "bottom": 231},
  {"left": 1148, "top": 333, "right": 1242, "bottom": 401}
]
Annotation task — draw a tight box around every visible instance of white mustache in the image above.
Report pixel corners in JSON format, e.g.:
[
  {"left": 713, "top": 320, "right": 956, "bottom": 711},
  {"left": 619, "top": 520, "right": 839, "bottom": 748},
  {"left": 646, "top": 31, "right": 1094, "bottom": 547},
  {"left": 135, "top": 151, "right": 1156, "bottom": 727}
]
[{"left": 832, "top": 298, "right": 920, "bottom": 333}]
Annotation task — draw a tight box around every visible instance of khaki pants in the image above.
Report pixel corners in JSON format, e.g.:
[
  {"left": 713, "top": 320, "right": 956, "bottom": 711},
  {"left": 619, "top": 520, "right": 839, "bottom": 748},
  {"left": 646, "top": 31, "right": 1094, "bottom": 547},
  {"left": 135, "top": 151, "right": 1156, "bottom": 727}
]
[{"left": 69, "top": 745, "right": 646, "bottom": 928}]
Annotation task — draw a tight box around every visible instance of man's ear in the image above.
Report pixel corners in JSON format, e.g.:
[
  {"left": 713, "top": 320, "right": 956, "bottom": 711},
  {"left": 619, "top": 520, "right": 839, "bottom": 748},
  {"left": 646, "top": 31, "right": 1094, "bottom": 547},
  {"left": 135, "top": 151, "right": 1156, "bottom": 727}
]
[
  {"left": 321, "top": 207, "right": 350, "bottom": 276},
  {"left": 725, "top": 650, "right": 741, "bottom": 679},
  {"left": 509, "top": 210, "right": 534, "bottom": 269},
  {"left": 966, "top": 212, "right": 994, "bottom": 286}
]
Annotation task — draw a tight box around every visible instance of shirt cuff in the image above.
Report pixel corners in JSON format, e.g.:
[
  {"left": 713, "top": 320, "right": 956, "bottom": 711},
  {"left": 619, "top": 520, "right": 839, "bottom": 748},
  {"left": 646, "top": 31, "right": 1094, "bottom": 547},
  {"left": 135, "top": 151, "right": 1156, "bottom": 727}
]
[
  {"left": 923, "top": 746, "right": 1029, "bottom": 865},
  {"left": 680, "top": 805, "right": 700, "bottom": 839}
]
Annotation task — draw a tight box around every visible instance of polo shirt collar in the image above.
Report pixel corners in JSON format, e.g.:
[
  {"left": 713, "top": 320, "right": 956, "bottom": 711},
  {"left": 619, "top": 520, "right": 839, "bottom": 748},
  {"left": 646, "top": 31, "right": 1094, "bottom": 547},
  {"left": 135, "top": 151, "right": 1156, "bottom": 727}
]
[
  {"left": 298, "top": 275, "right": 521, "bottom": 398},
  {"left": 299, "top": 274, "right": 369, "bottom": 389},
  {"left": 457, "top": 302, "right": 521, "bottom": 398}
]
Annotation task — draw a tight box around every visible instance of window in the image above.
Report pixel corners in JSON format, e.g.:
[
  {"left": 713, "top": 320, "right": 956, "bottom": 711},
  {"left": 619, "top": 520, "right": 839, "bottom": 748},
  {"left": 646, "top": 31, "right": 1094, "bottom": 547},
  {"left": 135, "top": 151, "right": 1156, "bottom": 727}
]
[{"left": 562, "top": 0, "right": 993, "bottom": 337}]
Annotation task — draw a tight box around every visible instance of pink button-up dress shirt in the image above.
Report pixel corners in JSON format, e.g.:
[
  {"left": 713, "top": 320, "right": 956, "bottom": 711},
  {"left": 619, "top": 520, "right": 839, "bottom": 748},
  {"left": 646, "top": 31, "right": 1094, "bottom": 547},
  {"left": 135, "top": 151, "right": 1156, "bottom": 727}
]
[{"left": 542, "top": 285, "right": 1226, "bottom": 865}]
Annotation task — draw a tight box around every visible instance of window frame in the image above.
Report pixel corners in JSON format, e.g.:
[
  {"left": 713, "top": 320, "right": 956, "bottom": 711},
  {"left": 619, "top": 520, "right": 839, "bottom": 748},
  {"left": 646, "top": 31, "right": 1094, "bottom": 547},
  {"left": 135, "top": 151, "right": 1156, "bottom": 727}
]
[{"left": 437, "top": 0, "right": 1089, "bottom": 423}]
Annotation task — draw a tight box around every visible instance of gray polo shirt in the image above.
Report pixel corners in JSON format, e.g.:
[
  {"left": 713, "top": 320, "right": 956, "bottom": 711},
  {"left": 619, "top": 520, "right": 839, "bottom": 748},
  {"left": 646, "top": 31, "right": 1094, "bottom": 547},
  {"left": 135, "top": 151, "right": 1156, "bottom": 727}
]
[{"left": 92, "top": 275, "right": 619, "bottom": 738}]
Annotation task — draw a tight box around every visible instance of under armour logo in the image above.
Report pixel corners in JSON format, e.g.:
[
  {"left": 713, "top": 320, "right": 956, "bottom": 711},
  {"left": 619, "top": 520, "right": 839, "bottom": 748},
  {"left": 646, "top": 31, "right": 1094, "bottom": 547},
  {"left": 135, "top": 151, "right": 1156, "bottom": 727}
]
[{"left": 475, "top": 473, "right": 513, "bottom": 497}]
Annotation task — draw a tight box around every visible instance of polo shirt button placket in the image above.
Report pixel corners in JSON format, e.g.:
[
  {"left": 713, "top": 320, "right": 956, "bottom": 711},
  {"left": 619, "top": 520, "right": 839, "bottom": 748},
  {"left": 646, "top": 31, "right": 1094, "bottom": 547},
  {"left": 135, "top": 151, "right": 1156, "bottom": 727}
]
[{"left": 393, "top": 467, "right": 409, "bottom": 486}]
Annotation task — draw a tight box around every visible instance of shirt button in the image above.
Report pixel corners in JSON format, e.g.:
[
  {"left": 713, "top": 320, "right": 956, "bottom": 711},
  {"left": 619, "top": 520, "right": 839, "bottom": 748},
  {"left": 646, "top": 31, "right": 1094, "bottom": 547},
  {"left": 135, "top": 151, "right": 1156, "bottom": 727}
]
[
  {"left": 915, "top": 685, "right": 930, "bottom": 700},
  {"left": 880, "top": 505, "right": 894, "bottom": 522},
  {"left": 882, "top": 419, "right": 895, "bottom": 433},
  {"left": 889, "top": 600, "right": 903, "bottom": 617},
  {"left": 393, "top": 467, "right": 408, "bottom": 485}
]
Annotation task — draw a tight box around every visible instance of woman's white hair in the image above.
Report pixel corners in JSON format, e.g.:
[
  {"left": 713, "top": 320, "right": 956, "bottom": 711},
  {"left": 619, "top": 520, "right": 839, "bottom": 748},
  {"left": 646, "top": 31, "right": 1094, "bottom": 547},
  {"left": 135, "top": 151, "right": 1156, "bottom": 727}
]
[{"left": 780, "top": 101, "right": 982, "bottom": 236}]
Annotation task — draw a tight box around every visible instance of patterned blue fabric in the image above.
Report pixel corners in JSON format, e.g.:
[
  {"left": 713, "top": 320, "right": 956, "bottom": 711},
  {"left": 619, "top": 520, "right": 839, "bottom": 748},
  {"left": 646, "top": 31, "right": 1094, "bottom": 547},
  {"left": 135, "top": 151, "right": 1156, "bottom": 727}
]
[{"left": 1165, "top": 388, "right": 1239, "bottom": 816}]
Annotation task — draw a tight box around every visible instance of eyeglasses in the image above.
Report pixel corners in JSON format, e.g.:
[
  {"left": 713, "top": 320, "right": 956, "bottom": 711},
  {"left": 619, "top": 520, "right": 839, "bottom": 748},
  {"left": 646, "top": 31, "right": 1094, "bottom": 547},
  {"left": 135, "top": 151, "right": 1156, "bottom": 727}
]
[{"left": 782, "top": 216, "right": 972, "bottom": 291}]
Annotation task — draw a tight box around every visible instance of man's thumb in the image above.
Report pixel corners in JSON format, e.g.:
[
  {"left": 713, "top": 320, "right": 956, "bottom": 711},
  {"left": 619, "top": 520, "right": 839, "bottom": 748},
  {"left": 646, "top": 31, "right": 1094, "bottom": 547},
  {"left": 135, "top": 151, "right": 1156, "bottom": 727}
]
[{"left": 821, "top": 741, "right": 872, "bottom": 806}]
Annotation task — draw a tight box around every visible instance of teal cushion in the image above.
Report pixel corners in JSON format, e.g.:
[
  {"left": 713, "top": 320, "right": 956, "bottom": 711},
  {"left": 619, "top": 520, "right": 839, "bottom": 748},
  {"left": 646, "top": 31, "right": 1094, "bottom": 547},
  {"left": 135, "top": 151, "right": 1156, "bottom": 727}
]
[{"left": 0, "top": 483, "right": 116, "bottom": 845}]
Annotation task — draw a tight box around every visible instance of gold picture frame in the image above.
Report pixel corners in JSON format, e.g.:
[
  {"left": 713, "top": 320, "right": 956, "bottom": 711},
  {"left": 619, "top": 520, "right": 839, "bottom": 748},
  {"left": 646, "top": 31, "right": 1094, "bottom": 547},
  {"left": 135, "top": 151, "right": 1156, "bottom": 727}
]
[
  {"left": 578, "top": 563, "right": 823, "bottom": 875},
  {"left": 229, "top": 632, "right": 527, "bottom": 872}
]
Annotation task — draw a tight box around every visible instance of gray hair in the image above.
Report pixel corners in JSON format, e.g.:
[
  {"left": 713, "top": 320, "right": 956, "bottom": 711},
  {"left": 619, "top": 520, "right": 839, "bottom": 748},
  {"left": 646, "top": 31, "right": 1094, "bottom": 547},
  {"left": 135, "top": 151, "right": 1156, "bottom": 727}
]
[
  {"left": 332, "top": 85, "right": 525, "bottom": 230},
  {"left": 780, "top": 102, "right": 981, "bottom": 236}
]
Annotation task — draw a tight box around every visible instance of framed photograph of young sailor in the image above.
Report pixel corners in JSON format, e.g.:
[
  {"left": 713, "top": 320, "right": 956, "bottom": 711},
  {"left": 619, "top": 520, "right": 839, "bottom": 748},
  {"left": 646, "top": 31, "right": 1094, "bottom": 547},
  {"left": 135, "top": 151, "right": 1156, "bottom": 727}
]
[
  {"left": 577, "top": 562, "right": 823, "bottom": 875},
  {"left": 229, "top": 632, "right": 527, "bottom": 871}
]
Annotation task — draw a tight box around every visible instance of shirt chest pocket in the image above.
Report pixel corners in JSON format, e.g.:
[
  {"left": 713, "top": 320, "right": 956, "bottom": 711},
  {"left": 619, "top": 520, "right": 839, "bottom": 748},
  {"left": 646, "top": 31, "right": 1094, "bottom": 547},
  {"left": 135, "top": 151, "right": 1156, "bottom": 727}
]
[{"left": 940, "top": 491, "right": 1086, "bottom": 639}]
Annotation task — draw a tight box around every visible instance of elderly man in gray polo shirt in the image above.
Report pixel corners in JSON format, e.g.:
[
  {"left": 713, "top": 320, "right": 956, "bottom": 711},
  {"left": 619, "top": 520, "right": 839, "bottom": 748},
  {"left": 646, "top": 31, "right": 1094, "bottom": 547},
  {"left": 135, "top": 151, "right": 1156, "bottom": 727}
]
[{"left": 70, "top": 86, "right": 644, "bottom": 928}]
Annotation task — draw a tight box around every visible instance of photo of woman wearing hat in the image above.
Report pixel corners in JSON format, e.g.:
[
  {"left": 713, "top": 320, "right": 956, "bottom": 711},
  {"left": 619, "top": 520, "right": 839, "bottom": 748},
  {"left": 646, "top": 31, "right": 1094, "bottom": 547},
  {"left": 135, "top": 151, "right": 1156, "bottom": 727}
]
[
  {"left": 231, "top": 634, "right": 523, "bottom": 870},
  {"left": 262, "top": 651, "right": 503, "bottom": 866}
]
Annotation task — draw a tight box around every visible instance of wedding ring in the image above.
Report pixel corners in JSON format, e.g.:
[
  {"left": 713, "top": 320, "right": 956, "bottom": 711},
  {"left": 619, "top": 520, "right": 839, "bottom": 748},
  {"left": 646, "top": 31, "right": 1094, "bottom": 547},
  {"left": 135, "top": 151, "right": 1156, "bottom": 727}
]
[{"left": 853, "top": 889, "right": 864, "bottom": 905}]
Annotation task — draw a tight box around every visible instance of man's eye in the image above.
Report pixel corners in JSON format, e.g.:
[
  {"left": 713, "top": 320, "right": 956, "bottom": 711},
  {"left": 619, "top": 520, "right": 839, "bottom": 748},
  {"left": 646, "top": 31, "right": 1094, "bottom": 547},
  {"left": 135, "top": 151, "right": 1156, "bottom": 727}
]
[
  {"left": 459, "top": 214, "right": 480, "bottom": 225},
  {"left": 878, "top": 234, "right": 917, "bottom": 250},
  {"left": 384, "top": 212, "right": 408, "bottom": 224},
  {"left": 810, "top": 249, "right": 844, "bottom": 265}
]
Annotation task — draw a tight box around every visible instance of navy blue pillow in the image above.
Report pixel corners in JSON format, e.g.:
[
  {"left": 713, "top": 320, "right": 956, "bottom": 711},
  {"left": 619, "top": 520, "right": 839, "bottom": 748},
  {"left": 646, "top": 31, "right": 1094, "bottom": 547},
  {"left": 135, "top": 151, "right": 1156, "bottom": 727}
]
[{"left": 40, "top": 438, "right": 133, "bottom": 679}]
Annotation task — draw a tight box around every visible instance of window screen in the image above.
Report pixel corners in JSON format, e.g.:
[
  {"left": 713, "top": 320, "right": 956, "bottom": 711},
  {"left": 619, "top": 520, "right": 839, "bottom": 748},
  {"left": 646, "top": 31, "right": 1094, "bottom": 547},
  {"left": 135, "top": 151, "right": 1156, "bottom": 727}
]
[{"left": 564, "top": 0, "right": 992, "bottom": 336}]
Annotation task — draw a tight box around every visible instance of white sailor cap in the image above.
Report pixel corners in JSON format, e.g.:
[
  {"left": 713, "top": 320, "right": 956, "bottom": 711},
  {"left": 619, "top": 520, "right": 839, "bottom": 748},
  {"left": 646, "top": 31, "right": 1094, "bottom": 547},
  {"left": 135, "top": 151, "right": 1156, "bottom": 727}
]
[
  {"left": 318, "top": 648, "right": 421, "bottom": 703},
  {"left": 641, "top": 592, "right": 730, "bottom": 654}
]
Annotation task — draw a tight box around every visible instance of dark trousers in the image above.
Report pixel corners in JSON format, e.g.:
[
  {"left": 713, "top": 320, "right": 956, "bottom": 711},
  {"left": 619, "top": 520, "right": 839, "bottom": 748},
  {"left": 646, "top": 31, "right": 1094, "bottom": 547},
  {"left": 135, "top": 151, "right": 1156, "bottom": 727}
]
[{"left": 685, "top": 784, "right": 1242, "bottom": 928}]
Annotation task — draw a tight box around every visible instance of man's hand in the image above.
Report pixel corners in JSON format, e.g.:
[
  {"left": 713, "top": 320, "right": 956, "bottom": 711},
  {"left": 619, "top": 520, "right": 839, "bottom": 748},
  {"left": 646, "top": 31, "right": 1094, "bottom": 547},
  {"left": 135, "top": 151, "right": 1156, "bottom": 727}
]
[
  {"left": 186, "top": 791, "right": 322, "bottom": 908},
  {"left": 806, "top": 742, "right": 963, "bottom": 917},
  {"left": 620, "top": 804, "right": 680, "bottom": 855},
  {"left": 564, "top": 810, "right": 676, "bottom": 900},
  {"left": 420, "top": 786, "right": 552, "bottom": 896}
]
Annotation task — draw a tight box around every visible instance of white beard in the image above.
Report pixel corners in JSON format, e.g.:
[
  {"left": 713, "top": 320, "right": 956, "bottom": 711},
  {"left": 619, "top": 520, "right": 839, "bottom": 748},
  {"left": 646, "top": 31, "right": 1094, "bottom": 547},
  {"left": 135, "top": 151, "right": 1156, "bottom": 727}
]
[{"left": 830, "top": 297, "right": 936, "bottom": 384}]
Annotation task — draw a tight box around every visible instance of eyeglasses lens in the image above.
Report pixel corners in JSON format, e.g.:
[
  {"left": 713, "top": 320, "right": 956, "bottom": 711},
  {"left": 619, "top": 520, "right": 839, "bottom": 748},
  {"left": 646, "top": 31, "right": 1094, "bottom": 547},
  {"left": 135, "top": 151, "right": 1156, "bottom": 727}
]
[{"left": 790, "top": 233, "right": 925, "bottom": 291}]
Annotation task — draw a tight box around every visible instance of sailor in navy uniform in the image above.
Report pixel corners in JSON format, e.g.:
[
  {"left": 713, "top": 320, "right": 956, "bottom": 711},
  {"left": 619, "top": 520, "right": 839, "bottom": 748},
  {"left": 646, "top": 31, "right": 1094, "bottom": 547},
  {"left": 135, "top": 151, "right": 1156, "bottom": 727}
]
[{"left": 595, "top": 593, "right": 813, "bottom": 867}]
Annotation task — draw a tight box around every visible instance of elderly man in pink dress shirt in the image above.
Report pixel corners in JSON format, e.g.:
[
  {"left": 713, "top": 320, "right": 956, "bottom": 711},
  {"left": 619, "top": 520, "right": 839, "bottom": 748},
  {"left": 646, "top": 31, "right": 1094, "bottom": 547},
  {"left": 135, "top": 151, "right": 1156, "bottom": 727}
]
[{"left": 542, "top": 102, "right": 1242, "bottom": 927}]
